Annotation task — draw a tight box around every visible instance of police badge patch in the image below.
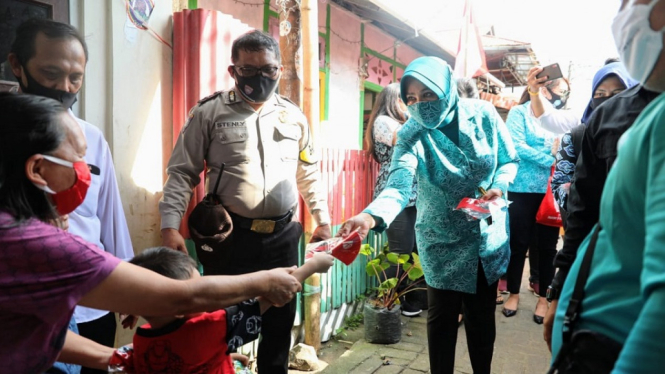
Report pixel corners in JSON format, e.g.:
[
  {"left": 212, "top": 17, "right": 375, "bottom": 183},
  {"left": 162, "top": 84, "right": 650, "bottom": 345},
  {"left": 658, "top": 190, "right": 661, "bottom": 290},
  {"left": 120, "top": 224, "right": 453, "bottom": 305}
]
[
  {"left": 278, "top": 110, "right": 288, "bottom": 123},
  {"left": 299, "top": 141, "right": 319, "bottom": 164}
]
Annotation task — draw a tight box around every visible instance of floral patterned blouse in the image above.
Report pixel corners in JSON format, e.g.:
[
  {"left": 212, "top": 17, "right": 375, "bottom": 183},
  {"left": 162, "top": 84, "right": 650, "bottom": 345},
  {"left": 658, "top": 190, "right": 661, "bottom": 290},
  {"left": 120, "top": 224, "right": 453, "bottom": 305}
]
[
  {"left": 505, "top": 102, "right": 557, "bottom": 194},
  {"left": 372, "top": 115, "right": 417, "bottom": 207},
  {"left": 364, "top": 100, "right": 519, "bottom": 293}
]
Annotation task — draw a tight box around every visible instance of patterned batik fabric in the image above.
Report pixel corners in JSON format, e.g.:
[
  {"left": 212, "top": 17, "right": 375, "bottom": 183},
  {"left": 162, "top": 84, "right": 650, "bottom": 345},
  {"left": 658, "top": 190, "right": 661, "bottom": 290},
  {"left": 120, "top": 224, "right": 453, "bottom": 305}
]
[
  {"left": 552, "top": 131, "right": 577, "bottom": 211},
  {"left": 372, "top": 115, "right": 417, "bottom": 207},
  {"left": 505, "top": 102, "right": 557, "bottom": 194},
  {"left": 407, "top": 98, "right": 448, "bottom": 129},
  {"left": 364, "top": 99, "right": 519, "bottom": 293}
]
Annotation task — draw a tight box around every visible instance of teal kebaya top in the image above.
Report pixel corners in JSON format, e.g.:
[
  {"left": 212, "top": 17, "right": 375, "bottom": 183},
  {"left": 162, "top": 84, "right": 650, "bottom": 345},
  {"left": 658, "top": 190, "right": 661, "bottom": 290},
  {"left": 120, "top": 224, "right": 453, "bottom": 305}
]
[
  {"left": 364, "top": 57, "right": 519, "bottom": 293},
  {"left": 505, "top": 102, "right": 556, "bottom": 194}
]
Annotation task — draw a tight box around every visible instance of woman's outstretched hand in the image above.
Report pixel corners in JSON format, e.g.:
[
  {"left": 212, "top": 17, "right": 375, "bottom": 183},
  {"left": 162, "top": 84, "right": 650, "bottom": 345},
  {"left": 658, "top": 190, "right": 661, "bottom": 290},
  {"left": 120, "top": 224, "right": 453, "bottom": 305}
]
[{"left": 336, "top": 213, "right": 375, "bottom": 240}]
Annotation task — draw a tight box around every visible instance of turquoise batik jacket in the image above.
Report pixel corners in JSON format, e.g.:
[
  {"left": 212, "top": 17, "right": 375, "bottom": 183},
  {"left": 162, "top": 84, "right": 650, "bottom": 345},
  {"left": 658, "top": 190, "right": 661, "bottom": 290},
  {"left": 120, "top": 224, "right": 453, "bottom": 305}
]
[
  {"left": 364, "top": 98, "right": 519, "bottom": 293},
  {"left": 505, "top": 102, "right": 556, "bottom": 194}
]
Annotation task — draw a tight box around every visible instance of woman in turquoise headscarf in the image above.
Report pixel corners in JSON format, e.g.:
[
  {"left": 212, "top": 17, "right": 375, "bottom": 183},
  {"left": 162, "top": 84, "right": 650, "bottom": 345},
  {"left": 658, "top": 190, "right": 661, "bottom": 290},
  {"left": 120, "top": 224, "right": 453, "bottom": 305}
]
[{"left": 338, "top": 56, "right": 519, "bottom": 374}]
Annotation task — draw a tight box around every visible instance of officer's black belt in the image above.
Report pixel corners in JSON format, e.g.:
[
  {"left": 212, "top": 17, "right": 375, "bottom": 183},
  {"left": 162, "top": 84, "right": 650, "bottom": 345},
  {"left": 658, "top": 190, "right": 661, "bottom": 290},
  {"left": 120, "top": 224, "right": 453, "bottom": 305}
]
[{"left": 229, "top": 209, "right": 294, "bottom": 234}]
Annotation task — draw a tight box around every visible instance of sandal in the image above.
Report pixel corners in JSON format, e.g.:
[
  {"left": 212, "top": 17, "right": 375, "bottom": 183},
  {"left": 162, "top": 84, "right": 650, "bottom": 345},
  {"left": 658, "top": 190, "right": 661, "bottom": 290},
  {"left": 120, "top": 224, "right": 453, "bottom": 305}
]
[{"left": 496, "top": 294, "right": 504, "bottom": 305}]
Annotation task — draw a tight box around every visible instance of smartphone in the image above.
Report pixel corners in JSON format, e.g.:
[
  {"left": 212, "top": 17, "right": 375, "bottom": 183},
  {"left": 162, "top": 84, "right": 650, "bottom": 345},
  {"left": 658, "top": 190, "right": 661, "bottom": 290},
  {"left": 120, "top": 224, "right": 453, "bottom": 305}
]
[{"left": 536, "top": 63, "right": 563, "bottom": 81}]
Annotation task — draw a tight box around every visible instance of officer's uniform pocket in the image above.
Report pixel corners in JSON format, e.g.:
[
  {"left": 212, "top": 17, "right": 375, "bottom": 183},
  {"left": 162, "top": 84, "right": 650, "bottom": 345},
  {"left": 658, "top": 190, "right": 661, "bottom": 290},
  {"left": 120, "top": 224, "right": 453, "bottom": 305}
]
[
  {"left": 274, "top": 124, "right": 301, "bottom": 161},
  {"left": 217, "top": 126, "right": 248, "bottom": 144}
]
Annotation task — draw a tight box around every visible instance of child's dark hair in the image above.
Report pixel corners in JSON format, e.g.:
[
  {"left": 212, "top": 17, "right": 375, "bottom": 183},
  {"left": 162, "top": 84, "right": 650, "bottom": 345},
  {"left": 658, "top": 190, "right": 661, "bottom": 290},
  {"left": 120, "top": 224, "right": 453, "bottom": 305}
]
[{"left": 130, "top": 247, "right": 198, "bottom": 280}]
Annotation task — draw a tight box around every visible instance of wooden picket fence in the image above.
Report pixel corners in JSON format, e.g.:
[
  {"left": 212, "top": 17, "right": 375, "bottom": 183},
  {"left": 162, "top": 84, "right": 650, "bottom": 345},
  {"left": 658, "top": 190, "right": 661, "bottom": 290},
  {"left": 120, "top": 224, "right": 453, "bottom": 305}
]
[{"left": 315, "top": 148, "right": 385, "bottom": 313}]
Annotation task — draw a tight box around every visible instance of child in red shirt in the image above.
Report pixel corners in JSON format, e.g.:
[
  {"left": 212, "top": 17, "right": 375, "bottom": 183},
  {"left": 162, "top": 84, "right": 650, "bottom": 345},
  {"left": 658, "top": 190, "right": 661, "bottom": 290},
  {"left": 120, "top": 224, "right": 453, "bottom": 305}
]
[{"left": 118, "top": 247, "right": 333, "bottom": 374}]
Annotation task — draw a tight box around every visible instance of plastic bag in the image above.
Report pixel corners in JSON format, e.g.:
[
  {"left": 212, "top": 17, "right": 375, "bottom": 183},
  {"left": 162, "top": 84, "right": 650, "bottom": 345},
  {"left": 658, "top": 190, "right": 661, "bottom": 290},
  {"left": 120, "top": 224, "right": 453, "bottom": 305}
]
[
  {"left": 305, "top": 230, "right": 362, "bottom": 265},
  {"left": 536, "top": 168, "right": 563, "bottom": 227},
  {"left": 363, "top": 303, "right": 402, "bottom": 344},
  {"left": 455, "top": 197, "right": 509, "bottom": 221}
]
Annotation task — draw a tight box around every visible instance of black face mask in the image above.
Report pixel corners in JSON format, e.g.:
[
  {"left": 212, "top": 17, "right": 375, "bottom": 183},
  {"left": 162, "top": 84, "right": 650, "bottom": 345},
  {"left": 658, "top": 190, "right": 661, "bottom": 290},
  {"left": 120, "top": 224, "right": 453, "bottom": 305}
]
[
  {"left": 18, "top": 66, "right": 78, "bottom": 109},
  {"left": 234, "top": 73, "right": 279, "bottom": 103},
  {"left": 547, "top": 88, "right": 567, "bottom": 110},
  {"left": 590, "top": 96, "right": 613, "bottom": 111}
]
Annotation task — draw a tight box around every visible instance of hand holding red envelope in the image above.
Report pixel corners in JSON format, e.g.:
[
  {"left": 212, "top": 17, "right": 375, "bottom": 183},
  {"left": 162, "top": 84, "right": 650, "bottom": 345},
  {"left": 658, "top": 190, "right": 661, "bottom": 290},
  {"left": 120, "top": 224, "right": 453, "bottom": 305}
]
[
  {"left": 305, "top": 230, "right": 362, "bottom": 265},
  {"left": 455, "top": 197, "right": 509, "bottom": 221}
]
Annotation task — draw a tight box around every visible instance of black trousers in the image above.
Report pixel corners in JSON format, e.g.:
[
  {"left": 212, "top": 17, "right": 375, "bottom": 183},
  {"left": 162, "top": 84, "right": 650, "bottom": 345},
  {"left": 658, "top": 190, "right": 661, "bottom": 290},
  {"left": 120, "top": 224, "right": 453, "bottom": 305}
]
[
  {"left": 529, "top": 230, "right": 540, "bottom": 284},
  {"left": 507, "top": 192, "right": 559, "bottom": 297},
  {"left": 77, "top": 311, "right": 117, "bottom": 374},
  {"left": 427, "top": 262, "right": 497, "bottom": 374},
  {"left": 384, "top": 207, "right": 418, "bottom": 293},
  {"left": 201, "top": 221, "right": 302, "bottom": 374}
]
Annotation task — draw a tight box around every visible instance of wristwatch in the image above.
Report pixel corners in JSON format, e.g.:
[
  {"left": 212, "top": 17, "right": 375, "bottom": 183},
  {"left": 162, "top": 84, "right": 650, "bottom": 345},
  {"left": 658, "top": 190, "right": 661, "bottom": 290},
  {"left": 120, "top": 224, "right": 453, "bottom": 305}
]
[{"left": 546, "top": 285, "right": 559, "bottom": 302}]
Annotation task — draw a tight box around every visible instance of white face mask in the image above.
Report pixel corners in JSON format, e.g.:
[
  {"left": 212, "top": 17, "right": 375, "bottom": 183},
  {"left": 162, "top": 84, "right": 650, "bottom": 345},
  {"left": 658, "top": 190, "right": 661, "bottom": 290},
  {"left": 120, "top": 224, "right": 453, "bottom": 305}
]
[{"left": 611, "top": 0, "right": 664, "bottom": 85}]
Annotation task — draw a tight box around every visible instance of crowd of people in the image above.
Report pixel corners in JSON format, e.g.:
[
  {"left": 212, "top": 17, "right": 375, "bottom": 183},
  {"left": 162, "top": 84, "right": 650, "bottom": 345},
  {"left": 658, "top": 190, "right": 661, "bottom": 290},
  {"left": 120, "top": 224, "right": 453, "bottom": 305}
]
[{"left": 2, "top": 0, "right": 665, "bottom": 373}]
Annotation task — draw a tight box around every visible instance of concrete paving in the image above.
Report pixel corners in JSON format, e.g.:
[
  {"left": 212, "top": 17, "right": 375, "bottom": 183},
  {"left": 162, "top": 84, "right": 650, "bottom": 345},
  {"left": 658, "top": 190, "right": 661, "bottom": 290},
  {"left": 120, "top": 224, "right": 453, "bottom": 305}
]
[{"left": 317, "top": 264, "right": 553, "bottom": 374}]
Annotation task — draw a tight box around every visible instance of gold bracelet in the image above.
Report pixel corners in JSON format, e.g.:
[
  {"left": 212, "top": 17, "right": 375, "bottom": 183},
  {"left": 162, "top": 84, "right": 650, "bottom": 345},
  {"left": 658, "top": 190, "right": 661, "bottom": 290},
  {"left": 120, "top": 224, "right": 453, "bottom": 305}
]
[{"left": 528, "top": 87, "right": 539, "bottom": 96}]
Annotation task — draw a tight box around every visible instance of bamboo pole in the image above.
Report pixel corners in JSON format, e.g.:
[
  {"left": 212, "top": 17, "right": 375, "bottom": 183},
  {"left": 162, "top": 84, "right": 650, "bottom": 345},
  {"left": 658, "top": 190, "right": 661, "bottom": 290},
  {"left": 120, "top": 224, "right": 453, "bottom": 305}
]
[
  {"left": 278, "top": 0, "right": 302, "bottom": 106},
  {"left": 301, "top": 0, "right": 321, "bottom": 353},
  {"left": 278, "top": 0, "right": 321, "bottom": 352}
]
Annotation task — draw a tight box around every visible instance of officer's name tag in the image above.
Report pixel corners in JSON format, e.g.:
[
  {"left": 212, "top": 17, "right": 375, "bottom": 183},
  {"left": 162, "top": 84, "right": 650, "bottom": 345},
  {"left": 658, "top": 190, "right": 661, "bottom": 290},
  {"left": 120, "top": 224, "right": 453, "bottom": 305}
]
[{"left": 215, "top": 121, "right": 246, "bottom": 128}]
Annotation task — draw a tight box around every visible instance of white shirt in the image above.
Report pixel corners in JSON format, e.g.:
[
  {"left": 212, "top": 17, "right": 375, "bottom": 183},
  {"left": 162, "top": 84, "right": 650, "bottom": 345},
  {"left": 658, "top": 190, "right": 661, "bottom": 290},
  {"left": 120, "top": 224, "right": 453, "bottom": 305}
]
[
  {"left": 529, "top": 101, "right": 581, "bottom": 134},
  {"left": 69, "top": 113, "right": 134, "bottom": 324}
]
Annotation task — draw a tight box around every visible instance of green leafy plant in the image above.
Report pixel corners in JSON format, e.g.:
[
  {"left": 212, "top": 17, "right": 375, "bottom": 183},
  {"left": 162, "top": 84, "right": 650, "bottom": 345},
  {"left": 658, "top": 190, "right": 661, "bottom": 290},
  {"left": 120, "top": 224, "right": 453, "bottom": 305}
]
[
  {"left": 334, "top": 313, "right": 364, "bottom": 338},
  {"left": 360, "top": 242, "right": 425, "bottom": 311}
]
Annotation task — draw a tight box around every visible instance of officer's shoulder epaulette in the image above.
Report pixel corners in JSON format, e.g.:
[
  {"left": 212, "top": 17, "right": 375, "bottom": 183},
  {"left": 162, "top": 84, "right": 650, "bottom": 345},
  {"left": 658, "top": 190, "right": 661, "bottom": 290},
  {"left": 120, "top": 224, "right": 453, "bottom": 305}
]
[
  {"left": 197, "top": 90, "right": 224, "bottom": 106},
  {"left": 278, "top": 94, "right": 300, "bottom": 108}
]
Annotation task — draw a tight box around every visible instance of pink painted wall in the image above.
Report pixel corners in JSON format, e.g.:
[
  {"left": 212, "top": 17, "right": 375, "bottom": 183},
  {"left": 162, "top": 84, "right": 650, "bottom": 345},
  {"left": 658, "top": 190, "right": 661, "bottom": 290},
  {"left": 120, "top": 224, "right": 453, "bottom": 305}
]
[
  {"left": 363, "top": 22, "right": 395, "bottom": 57},
  {"left": 396, "top": 44, "right": 422, "bottom": 69},
  {"left": 318, "top": 2, "right": 327, "bottom": 29},
  {"left": 324, "top": 5, "right": 363, "bottom": 149}
]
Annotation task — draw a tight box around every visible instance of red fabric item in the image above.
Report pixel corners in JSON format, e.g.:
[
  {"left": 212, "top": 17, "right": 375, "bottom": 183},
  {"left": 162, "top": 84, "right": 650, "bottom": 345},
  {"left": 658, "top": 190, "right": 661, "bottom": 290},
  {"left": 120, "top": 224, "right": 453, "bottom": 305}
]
[
  {"left": 172, "top": 9, "right": 251, "bottom": 238},
  {"left": 131, "top": 310, "right": 235, "bottom": 374},
  {"left": 536, "top": 167, "right": 563, "bottom": 227}
]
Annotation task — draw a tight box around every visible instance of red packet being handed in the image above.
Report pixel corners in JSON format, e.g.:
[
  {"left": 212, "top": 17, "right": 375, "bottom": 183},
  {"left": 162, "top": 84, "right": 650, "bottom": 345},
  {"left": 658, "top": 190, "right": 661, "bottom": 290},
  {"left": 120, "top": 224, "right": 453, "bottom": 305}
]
[
  {"left": 305, "top": 230, "right": 362, "bottom": 266},
  {"left": 455, "top": 197, "right": 509, "bottom": 221},
  {"left": 455, "top": 197, "right": 491, "bottom": 220}
]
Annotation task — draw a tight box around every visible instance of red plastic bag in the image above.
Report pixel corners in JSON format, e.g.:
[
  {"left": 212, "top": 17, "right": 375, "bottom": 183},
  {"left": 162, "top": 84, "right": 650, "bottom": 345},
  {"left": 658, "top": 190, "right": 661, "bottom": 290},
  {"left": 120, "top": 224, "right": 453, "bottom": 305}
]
[
  {"left": 305, "top": 230, "right": 362, "bottom": 265},
  {"left": 536, "top": 167, "right": 563, "bottom": 227}
]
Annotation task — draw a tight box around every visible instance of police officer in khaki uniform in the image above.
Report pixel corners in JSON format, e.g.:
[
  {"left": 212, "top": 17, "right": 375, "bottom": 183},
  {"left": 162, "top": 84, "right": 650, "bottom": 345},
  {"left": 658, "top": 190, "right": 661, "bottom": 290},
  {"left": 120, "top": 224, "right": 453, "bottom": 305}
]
[{"left": 159, "top": 30, "right": 331, "bottom": 373}]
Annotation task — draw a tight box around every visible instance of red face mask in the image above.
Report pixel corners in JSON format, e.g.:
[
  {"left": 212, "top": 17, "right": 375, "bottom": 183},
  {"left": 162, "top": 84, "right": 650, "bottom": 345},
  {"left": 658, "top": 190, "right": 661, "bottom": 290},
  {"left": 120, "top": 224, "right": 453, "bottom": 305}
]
[{"left": 36, "top": 155, "right": 92, "bottom": 215}]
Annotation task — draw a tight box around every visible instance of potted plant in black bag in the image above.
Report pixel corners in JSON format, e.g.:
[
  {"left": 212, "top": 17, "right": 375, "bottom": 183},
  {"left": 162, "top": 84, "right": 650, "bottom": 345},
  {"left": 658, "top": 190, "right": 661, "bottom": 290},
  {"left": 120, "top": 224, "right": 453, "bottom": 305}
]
[{"left": 361, "top": 242, "right": 426, "bottom": 344}]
